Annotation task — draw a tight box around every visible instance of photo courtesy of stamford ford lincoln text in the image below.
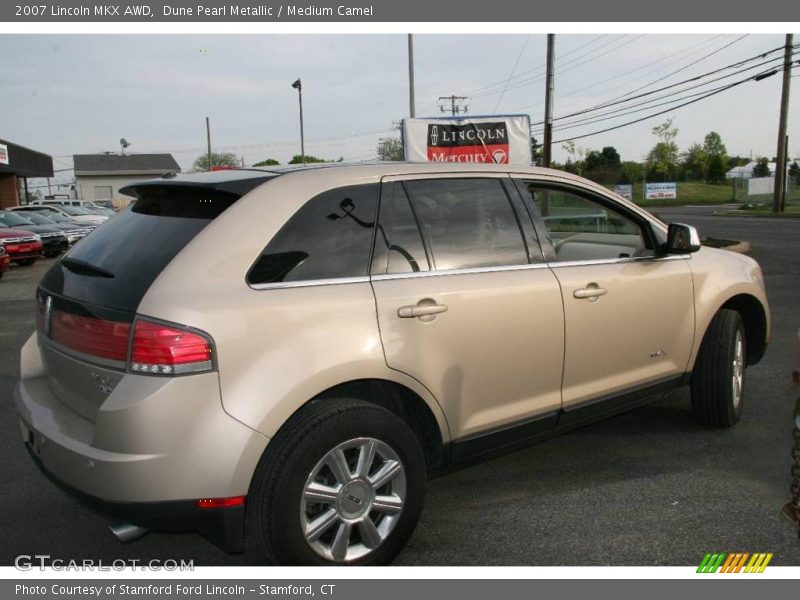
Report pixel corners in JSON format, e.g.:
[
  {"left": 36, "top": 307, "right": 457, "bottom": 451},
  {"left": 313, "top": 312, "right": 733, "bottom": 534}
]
[{"left": 0, "top": 1, "right": 799, "bottom": 592}]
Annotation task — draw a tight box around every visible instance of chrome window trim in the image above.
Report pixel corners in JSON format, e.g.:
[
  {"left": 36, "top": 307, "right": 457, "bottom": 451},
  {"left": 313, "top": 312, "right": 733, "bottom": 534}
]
[
  {"left": 248, "top": 254, "right": 691, "bottom": 289},
  {"left": 371, "top": 262, "right": 550, "bottom": 281},
  {"left": 547, "top": 254, "right": 691, "bottom": 269},
  {"left": 249, "top": 276, "right": 371, "bottom": 291}
]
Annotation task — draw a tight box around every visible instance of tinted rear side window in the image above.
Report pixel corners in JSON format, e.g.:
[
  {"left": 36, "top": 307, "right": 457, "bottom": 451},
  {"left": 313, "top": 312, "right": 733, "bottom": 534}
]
[
  {"left": 40, "top": 186, "right": 240, "bottom": 313},
  {"left": 248, "top": 184, "right": 379, "bottom": 285}
]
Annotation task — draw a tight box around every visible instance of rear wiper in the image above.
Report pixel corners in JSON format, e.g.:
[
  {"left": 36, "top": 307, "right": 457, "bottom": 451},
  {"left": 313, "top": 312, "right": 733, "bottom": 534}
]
[{"left": 61, "top": 257, "right": 115, "bottom": 279}]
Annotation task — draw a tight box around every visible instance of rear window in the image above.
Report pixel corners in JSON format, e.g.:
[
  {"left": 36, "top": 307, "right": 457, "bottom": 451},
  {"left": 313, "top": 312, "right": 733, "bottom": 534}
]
[{"left": 40, "top": 186, "right": 240, "bottom": 313}]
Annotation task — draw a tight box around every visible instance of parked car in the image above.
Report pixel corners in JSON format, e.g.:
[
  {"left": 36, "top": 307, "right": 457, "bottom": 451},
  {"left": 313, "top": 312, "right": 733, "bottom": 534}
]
[
  {"left": 11, "top": 204, "right": 107, "bottom": 226},
  {"left": 15, "top": 164, "right": 770, "bottom": 565},
  {"left": 0, "top": 211, "right": 68, "bottom": 257},
  {"left": 0, "top": 227, "right": 42, "bottom": 266},
  {"left": 0, "top": 245, "right": 9, "bottom": 278},
  {"left": 14, "top": 211, "right": 93, "bottom": 245}
]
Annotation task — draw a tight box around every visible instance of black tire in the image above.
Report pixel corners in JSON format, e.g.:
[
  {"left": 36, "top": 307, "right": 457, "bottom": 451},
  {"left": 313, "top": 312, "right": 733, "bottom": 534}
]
[
  {"left": 691, "top": 309, "right": 746, "bottom": 428},
  {"left": 247, "top": 399, "right": 426, "bottom": 565},
  {"left": 15, "top": 258, "right": 36, "bottom": 267}
]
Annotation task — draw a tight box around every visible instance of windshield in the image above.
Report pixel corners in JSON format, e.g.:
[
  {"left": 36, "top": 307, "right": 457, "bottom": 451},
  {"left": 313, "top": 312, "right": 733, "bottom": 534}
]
[
  {"left": 21, "top": 213, "right": 56, "bottom": 226},
  {"left": 0, "top": 212, "right": 35, "bottom": 227},
  {"left": 33, "top": 210, "right": 70, "bottom": 223},
  {"left": 61, "top": 206, "right": 93, "bottom": 216}
]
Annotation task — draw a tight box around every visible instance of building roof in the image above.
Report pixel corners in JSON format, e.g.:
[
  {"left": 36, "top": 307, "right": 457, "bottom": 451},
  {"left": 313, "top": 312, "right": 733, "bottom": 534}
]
[
  {"left": 73, "top": 153, "right": 180, "bottom": 176},
  {"left": 0, "top": 138, "right": 54, "bottom": 178}
]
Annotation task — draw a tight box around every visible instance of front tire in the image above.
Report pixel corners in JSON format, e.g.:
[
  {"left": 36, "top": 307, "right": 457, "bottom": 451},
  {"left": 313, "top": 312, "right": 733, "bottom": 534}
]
[
  {"left": 247, "top": 399, "right": 426, "bottom": 565},
  {"left": 15, "top": 258, "right": 36, "bottom": 267},
  {"left": 691, "top": 309, "right": 746, "bottom": 428}
]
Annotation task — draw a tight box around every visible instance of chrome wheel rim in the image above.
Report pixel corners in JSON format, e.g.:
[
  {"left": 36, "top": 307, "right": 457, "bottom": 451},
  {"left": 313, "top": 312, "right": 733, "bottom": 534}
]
[
  {"left": 300, "top": 437, "right": 406, "bottom": 563},
  {"left": 732, "top": 329, "right": 745, "bottom": 411}
]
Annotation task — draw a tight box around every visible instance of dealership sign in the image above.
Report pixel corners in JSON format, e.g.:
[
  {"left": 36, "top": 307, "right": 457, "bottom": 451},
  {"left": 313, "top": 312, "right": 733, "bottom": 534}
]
[
  {"left": 645, "top": 182, "right": 677, "bottom": 200},
  {"left": 613, "top": 184, "right": 633, "bottom": 201},
  {"left": 402, "top": 116, "right": 532, "bottom": 165},
  {"left": 0, "top": 143, "right": 8, "bottom": 165}
]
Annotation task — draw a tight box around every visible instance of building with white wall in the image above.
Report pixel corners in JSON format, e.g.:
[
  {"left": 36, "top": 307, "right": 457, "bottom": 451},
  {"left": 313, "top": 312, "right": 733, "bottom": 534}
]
[{"left": 73, "top": 153, "right": 180, "bottom": 208}]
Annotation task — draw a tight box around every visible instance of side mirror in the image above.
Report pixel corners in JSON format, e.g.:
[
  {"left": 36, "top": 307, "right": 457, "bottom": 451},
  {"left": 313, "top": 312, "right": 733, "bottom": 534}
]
[{"left": 665, "top": 222, "right": 701, "bottom": 254}]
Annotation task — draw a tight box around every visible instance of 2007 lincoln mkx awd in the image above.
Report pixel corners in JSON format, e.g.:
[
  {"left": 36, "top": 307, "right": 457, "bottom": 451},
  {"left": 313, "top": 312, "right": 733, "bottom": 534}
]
[{"left": 15, "top": 163, "right": 769, "bottom": 565}]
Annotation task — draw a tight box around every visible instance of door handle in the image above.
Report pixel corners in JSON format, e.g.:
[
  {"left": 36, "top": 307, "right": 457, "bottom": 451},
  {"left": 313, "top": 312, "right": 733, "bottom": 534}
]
[
  {"left": 573, "top": 285, "right": 607, "bottom": 300},
  {"left": 397, "top": 302, "right": 448, "bottom": 319}
]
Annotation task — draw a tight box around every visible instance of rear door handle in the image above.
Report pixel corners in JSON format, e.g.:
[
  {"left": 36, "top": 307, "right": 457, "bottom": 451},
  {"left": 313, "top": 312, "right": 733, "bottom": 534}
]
[
  {"left": 397, "top": 302, "right": 448, "bottom": 319},
  {"left": 573, "top": 285, "right": 607, "bottom": 300}
]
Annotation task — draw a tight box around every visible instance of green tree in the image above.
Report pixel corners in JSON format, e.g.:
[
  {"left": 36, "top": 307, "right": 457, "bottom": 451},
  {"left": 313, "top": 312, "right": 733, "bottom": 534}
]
[
  {"left": 531, "top": 137, "right": 542, "bottom": 166},
  {"left": 377, "top": 138, "right": 404, "bottom": 161},
  {"left": 681, "top": 143, "right": 706, "bottom": 181},
  {"left": 561, "top": 141, "right": 586, "bottom": 175},
  {"left": 192, "top": 152, "right": 240, "bottom": 172},
  {"left": 618, "top": 161, "right": 643, "bottom": 185},
  {"left": 647, "top": 119, "right": 679, "bottom": 181},
  {"left": 253, "top": 158, "right": 280, "bottom": 167},
  {"left": 752, "top": 157, "right": 771, "bottom": 178},
  {"left": 702, "top": 131, "right": 728, "bottom": 183},
  {"left": 288, "top": 154, "right": 342, "bottom": 164},
  {"left": 600, "top": 146, "right": 621, "bottom": 168},
  {"left": 789, "top": 160, "right": 800, "bottom": 179}
]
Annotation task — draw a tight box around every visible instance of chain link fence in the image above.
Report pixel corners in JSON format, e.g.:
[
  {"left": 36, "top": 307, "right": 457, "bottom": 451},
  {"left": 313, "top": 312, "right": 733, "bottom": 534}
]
[{"left": 732, "top": 176, "right": 800, "bottom": 206}]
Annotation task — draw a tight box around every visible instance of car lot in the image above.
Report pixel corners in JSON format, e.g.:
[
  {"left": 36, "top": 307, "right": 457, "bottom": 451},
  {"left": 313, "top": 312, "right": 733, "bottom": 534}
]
[{"left": 1, "top": 206, "right": 799, "bottom": 566}]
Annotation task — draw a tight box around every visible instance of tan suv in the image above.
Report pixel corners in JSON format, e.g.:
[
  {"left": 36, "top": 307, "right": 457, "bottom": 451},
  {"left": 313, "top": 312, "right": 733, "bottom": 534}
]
[{"left": 15, "top": 163, "right": 769, "bottom": 565}]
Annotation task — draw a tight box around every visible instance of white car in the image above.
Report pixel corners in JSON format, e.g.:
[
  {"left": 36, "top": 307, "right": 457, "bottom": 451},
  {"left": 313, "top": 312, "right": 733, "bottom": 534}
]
[{"left": 11, "top": 205, "right": 108, "bottom": 226}]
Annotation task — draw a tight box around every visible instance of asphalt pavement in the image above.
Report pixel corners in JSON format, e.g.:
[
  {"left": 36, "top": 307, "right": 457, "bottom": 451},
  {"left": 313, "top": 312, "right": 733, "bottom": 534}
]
[{"left": 1, "top": 208, "right": 799, "bottom": 566}]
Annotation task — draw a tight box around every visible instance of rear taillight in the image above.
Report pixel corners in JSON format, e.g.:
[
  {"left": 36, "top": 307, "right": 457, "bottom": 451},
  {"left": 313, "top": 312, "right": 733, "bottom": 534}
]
[
  {"left": 130, "top": 319, "right": 213, "bottom": 375},
  {"left": 50, "top": 309, "right": 130, "bottom": 363}
]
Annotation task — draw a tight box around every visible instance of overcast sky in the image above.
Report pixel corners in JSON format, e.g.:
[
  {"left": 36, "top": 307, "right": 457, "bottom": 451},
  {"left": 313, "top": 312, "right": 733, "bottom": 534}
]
[{"left": 1, "top": 33, "right": 798, "bottom": 190}]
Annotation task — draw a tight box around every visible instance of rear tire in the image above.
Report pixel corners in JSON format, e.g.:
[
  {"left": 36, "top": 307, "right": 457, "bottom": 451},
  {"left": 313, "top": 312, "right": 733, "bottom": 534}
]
[
  {"left": 247, "top": 399, "right": 426, "bottom": 565},
  {"left": 691, "top": 309, "right": 746, "bottom": 428}
]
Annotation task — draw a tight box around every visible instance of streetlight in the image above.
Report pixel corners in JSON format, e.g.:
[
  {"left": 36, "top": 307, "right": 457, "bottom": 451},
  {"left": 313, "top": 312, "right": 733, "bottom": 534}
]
[{"left": 291, "top": 78, "right": 305, "bottom": 166}]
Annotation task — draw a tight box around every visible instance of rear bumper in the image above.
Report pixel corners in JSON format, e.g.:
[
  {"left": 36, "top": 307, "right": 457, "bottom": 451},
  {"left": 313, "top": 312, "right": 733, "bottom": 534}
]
[
  {"left": 14, "top": 332, "right": 270, "bottom": 552},
  {"left": 24, "top": 441, "right": 245, "bottom": 552}
]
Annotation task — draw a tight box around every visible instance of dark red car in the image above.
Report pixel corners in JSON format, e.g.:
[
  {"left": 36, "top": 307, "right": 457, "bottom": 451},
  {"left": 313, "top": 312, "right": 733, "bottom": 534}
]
[
  {"left": 0, "top": 227, "right": 43, "bottom": 266},
  {"left": 0, "top": 245, "right": 9, "bottom": 278}
]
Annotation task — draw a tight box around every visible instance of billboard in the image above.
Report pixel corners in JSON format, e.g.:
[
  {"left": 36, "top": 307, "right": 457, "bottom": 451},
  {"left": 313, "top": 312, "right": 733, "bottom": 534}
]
[
  {"left": 402, "top": 115, "right": 532, "bottom": 165},
  {"left": 645, "top": 182, "right": 677, "bottom": 200},
  {"left": 613, "top": 184, "right": 633, "bottom": 201},
  {"left": 0, "top": 143, "right": 8, "bottom": 165}
]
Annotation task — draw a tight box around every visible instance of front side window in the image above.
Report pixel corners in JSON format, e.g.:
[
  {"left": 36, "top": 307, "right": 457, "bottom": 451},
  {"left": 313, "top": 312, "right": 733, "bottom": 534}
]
[
  {"left": 516, "top": 182, "right": 650, "bottom": 262},
  {"left": 403, "top": 178, "right": 529, "bottom": 271},
  {"left": 248, "top": 184, "right": 379, "bottom": 285}
]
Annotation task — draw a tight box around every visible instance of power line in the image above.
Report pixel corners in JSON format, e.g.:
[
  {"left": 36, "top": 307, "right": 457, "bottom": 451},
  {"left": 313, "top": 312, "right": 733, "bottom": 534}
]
[
  {"left": 494, "top": 35, "right": 531, "bottom": 113},
  {"left": 552, "top": 62, "right": 798, "bottom": 144},
  {"left": 470, "top": 35, "right": 637, "bottom": 99},
  {"left": 532, "top": 51, "right": 798, "bottom": 134},
  {"left": 464, "top": 34, "right": 611, "bottom": 96},
  {"left": 511, "top": 34, "right": 729, "bottom": 115},
  {"left": 531, "top": 44, "right": 796, "bottom": 128}
]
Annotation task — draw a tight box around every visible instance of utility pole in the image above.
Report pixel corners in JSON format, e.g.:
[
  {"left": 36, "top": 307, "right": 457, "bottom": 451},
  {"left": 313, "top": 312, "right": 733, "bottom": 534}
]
[
  {"left": 542, "top": 33, "right": 555, "bottom": 168},
  {"left": 438, "top": 95, "right": 468, "bottom": 116},
  {"left": 205, "top": 116, "right": 212, "bottom": 172},
  {"left": 773, "top": 33, "right": 793, "bottom": 213},
  {"left": 408, "top": 34, "right": 416, "bottom": 118}
]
